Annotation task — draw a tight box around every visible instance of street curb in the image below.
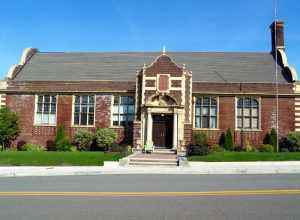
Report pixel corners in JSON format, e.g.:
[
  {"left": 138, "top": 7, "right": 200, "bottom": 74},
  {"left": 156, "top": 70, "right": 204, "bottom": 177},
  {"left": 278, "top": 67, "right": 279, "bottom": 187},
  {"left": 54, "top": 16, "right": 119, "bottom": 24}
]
[{"left": 1, "top": 161, "right": 300, "bottom": 177}]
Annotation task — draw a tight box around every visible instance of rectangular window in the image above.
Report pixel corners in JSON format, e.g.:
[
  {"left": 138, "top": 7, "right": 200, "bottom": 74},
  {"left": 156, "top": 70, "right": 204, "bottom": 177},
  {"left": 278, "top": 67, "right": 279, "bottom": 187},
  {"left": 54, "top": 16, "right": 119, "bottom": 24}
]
[
  {"left": 195, "top": 96, "right": 218, "bottom": 129},
  {"left": 237, "top": 97, "right": 259, "bottom": 130},
  {"left": 35, "top": 95, "right": 56, "bottom": 125},
  {"left": 73, "top": 95, "right": 95, "bottom": 126},
  {"left": 113, "top": 96, "right": 134, "bottom": 126}
]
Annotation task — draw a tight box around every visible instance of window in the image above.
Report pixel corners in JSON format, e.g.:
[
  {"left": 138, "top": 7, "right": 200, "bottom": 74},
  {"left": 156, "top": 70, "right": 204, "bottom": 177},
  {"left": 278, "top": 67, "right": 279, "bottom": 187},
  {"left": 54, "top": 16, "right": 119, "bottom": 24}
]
[
  {"left": 35, "top": 95, "right": 56, "bottom": 125},
  {"left": 237, "top": 97, "right": 259, "bottom": 129},
  {"left": 113, "top": 96, "right": 134, "bottom": 126},
  {"left": 73, "top": 95, "right": 95, "bottom": 126},
  {"left": 195, "top": 96, "right": 217, "bottom": 129}
]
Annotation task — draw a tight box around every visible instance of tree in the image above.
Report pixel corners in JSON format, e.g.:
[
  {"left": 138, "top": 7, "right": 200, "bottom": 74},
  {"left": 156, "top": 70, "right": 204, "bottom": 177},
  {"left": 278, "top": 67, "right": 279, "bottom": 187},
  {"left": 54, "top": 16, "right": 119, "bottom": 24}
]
[
  {"left": 270, "top": 128, "right": 278, "bottom": 152},
  {"left": 74, "top": 129, "right": 95, "bottom": 151},
  {"left": 55, "top": 125, "right": 72, "bottom": 151},
  {"left": 224, "top": 128, "right": 234, "bottom": 150},
  {"left": 95, "top": 128, "right": 117, "bottom": 150},
  {"left": 0, "top": 108, "right": 19, "bottom": 149}
]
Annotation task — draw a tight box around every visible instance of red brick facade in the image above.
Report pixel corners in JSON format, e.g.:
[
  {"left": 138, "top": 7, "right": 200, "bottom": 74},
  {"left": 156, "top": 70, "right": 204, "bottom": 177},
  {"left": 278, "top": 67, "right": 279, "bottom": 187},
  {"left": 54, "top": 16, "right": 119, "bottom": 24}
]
[{"left": 4, "top": 54, "right": 296, "bottom": 151}]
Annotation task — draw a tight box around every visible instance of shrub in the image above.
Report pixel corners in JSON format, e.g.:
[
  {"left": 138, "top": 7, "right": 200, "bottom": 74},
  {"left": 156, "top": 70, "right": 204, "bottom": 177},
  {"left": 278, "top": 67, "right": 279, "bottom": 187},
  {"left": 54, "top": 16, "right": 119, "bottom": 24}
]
[
  {"left": 270, "top": 128, "right": 278, "bottom": 152},
  {"left": 188, "top": 144, "right": 209, "bottom": 156},
  {"left": 192, "top": 132, "right": 208, "bottom": 146},
  {"left": 210, "top": 144, "right": 224, "bottom": 152},
  {"left": 74, "top": 129, "right": 95, "bottom": 151},
  {"left": 258, "top": 144, "right": 274, "bottom": 152},
  {"left": 70, "top": 146, "right": 78, "bottom": 152},
  {"left": 224, "top": 128, "right": 234, "bottom": 151},
  {"left": 0, "top": 108, "right": 19, "bottom": 149},
  {"left": 55, "top": 125, "right": 72, "bottom": 151},
  {"left": 285, "top": 132, "right": 300, "bottom": 152},
  {"left": 245, "top": 139, "right": 253, "bottom": 152},
  {"left": 95, "top": 128, "right": 117, "bottom": 150},
  {"left": 188, "top": 132, "right": 209, "bottom": 156},
  {"left": 21, "top": 143, "right": 46, "bottom": 152}
]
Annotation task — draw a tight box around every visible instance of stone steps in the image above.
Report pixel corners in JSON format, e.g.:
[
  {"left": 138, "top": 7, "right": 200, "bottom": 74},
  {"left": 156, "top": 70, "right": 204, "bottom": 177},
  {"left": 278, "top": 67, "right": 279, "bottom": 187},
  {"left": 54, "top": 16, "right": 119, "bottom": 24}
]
[{"left": 128, "top": 152, "right": 178, "bottom": 166}]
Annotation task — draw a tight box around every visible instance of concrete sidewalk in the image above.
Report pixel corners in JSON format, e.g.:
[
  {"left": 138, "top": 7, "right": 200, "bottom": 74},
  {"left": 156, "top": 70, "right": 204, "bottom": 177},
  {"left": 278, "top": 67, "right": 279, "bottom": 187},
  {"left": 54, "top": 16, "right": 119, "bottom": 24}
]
[{"left": 1, "top": 161, "right": 300, "bottom": 177}]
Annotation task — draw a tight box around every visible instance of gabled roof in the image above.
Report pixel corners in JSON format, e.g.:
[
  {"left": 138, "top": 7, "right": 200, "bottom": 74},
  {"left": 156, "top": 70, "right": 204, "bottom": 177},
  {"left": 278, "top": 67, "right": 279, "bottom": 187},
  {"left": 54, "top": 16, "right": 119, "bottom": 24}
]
[{"left": 12, "top": 51, "right": 289, "bottom": 83}]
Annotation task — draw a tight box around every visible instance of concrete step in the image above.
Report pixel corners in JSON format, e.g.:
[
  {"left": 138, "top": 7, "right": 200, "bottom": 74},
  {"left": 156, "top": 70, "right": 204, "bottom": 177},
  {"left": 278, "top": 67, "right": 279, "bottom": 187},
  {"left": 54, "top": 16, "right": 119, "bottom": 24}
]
[
  {"left": 152, "top": 149, "right": 176, "bottom": 154},
  {"left": 128, "top": 161, "right": 178, "bottom": 166},
  {"left": 130, "top": 158, "right": 177, "bottom": 163}
]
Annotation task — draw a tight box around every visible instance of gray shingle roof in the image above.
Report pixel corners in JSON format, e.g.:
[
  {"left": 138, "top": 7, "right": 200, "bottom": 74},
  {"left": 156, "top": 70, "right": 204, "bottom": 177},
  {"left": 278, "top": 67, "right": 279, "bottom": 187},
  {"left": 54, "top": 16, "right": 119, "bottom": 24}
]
[{"left": 13, "top": 52, "right": 288, "bottom": 83}]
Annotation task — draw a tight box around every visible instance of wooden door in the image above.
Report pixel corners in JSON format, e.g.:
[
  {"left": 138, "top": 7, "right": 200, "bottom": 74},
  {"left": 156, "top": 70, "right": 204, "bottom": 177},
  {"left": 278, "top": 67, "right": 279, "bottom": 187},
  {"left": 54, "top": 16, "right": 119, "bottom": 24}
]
[{"left": 152, "top": 114, "right": 173, "bottom": 148}]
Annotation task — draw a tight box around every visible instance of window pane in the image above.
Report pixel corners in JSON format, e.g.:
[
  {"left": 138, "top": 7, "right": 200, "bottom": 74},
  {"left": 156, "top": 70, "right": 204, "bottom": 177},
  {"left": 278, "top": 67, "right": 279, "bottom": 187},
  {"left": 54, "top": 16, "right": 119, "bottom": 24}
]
[
  {"left": 88, "top": 106, "right": 94, "bottom": 114},
  {"left": 202, "top": 107, "right": 209, "bottom": 116},
  {"left": 114, "top": 96, "right": 119, "bottom": 105},
  {"left": 119, "top": 115, "right": 126, "bottom": 122},
  {"left": 38, "top": 96, "right": 43, "bottom": 103},
  {"left": 237, "top": 107, "right": 242, "bottom": 117},
  {"left": 113, "top": 121, "right": 119, "bottom": 126},
  {"left": 252, "top": 99, "right": 258, "bottom": 107},
  {"left": 127, "top": 114, "right": 134, "bottom": 122},
  {"left": 195, "top": 97, "right": 202, "bottom": 105},
  {"left": 210, "top": 117, "right": 217, "bottom": 128},
  {"left": 82, "top": 96, "right": 88, "bottom": 104},
  {"left": 237, "top": 117, "right": 243, "bottom": 128},
  {"left": 203, "top": 97, "right": 210, "bottom": 106},
  {"left": 113, "top": 106, "right": 119, "bottom": 114},
  {"left": 252, "top": 118, "right": 258, "bottom": 129},
  {"left": 36, "top": 113, "right": 42, "bottom": 124},
  {"left": 50, "top": 103, "right": 56, "bottom": 113},
  {"left": 75, "top": 105, "right": 80, "bottom": 113},
  {"left": 128, "top": 96, "right": 134, "bottom": 105},
  {"left": 120, "top": 96, "right": 128, "bottom": 105},
  {"left": 113, "top": 115, "right": 119, "bottom": 124},
  {"left": 202, "top": 116, "right": 209, "bottom": 128},
  {"left": 74, "top": 113, "right": 80, "bottom": 125},
  {"left": 80, "top": 113, "right": 87, "bottom": 125},
  {"left": 244, "top": 108, "right": 250, "bottom": 116},
  {"left": 195, "top": 107, "right": 201, "bottom": 116},
  {"left": 211, "top": 98, "right": 217, "bottom": 106},
  {"left": 89, "top": 95, "right": 94, "bottom": 104},
  {"left": 128, "top": 105, "right": 134, "bottom": 114},
  {"left": 88, "top": 114, "right": 94, "bottom": 125},
  {"left": 210, "top": 107, "right": 217, "bottom": 116},
  {"left": 244, "top": 98, "right": 251, "bottom": 107},
  {"left": 44, "top": 95, "right": 50, "bottom": 103},
  {"left": 51, "top": 96, "right": 56, "bottom": 103},
  {"left": 252, "top": 108, "right": 258, "bottom": 117},
  {"left": 119, "top": 105, "right": 126, "bottom": 114},
  {"left": 195, "top": 117, "right": 201, "bottom": 128},
  {"left": 44, "top": 104, "right": 49, "bottom": 113},
  {"left": 37, "top": 103, "right": 43, "bottom": 113},
  {"left": 49, "top": 114, "right": 56, "bottom": 125},
  {"left": 75, "top": 96, "right": 80, "bottom": 104},
  {"left": 244, "top": 118, "right": 250, "bottom": 128},
  {"left": 42, "top": 114, "right": 49, "bottom": 124},
  {"left": 81, "top": 106, "right": 87, "bottom": 113}
]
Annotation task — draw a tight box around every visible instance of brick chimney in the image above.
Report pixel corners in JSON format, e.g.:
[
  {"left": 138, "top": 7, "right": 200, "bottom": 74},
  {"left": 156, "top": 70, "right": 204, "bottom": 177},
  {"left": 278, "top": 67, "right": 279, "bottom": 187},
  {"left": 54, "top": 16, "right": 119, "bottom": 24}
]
[{"left": 270, "top": 20, "right": 285, "bottom": 52}]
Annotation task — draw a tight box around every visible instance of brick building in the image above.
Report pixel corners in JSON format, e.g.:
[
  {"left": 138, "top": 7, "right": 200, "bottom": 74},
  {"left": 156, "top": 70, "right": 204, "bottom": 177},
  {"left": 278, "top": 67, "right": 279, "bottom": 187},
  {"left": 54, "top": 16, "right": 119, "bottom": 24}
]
[{"left": 3, "top": 21, "right": 299, "bottom": 153}]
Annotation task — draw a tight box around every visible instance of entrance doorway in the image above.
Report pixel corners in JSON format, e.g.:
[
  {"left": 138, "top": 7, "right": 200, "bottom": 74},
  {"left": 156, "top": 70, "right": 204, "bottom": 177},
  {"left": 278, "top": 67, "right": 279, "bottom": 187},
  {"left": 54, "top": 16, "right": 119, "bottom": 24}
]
[{"left": 152, "top": 114, "right": 173, "bottom": 149}]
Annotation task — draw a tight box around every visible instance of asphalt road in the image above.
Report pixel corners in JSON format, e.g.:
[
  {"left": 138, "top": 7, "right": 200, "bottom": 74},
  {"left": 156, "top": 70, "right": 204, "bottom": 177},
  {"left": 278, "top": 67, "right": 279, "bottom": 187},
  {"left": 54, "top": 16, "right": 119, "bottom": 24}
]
[{"left": 0, "top": 174, "right": 300, "bottom": 220}]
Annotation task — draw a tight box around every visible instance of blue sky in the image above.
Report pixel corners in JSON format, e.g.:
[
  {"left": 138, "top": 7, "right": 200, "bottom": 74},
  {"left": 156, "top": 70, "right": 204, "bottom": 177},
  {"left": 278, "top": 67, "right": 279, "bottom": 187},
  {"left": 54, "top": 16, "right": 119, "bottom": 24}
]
[{"left": 0, "top": 0, "right": 299, "bottom": 79}]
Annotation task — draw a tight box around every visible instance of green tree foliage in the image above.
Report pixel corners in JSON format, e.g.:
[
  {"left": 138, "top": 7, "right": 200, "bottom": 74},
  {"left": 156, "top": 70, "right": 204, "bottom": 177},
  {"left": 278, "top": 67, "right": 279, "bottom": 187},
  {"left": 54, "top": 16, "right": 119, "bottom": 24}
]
[
  {"left": 74, "top": 129, "right": 95, "bottom": 151},
  {"left": 55, "top": 125, "right": 72, "bottom": 151},
  {"left": 224, "top": 128, "right": 234, "bottom": 151},
  {"left": 192, "top": 131, "right": 208, "bottom": 146},
  {"left": 96, "top": 128, "right": 117, "bottom": 150},
  {"left": 270, "top": 128, "right": 278, "bottom": 151},
  {"left": 0, "top": 108, "right": 19, "bottom": 149}
]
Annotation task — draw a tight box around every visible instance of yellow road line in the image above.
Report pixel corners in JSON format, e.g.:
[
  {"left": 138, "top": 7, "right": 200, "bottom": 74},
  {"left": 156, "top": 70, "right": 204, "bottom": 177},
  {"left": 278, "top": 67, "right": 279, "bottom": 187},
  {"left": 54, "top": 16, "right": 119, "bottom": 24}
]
[{"left": 0, "top": 189, "right": 300, "bottom": 197}]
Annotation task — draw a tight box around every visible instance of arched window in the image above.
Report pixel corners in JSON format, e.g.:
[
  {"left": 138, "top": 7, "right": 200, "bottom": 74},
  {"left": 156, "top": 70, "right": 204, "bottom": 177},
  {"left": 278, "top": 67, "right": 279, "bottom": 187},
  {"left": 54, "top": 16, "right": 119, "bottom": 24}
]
[
  {"left": 237, "top": 97, "right": 259, "bottom": 129},
  {"left": 195, "top": 97, "right": 217, "bottom": 129}
]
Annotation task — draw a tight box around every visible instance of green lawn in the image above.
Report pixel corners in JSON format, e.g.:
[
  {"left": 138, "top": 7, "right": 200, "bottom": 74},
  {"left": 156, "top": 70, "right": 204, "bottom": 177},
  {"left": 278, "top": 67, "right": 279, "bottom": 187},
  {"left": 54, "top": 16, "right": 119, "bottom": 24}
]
[
  {"left": 188, "top": 152, "right": 300, "bottom": 162},
  {"left": 0, "top": 151, "right": 125, "bottom": 166}
]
